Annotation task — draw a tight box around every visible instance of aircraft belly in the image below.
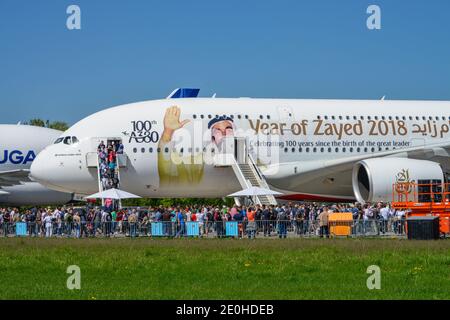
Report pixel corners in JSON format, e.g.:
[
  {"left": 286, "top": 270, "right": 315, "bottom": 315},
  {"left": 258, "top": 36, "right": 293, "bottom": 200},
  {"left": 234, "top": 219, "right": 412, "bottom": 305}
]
[
  {"left": 267, "top": 170, "right": 354, "bottom": 198},
  {"left": 120, "top": 164, "right": 241, "bottom": 198}
]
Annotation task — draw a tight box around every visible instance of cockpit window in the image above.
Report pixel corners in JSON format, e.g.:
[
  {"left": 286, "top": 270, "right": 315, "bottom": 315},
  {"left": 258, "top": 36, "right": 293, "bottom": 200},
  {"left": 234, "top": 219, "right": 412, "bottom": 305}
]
[{"left": 54, "top": 136, "right": 79, "bottom": 145}]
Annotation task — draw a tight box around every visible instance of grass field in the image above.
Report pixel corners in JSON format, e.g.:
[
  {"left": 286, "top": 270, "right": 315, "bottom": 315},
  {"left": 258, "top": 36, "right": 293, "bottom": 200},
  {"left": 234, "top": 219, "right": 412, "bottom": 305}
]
[{"left": 0, "top": 238, "right": 449, "bottom": 300}]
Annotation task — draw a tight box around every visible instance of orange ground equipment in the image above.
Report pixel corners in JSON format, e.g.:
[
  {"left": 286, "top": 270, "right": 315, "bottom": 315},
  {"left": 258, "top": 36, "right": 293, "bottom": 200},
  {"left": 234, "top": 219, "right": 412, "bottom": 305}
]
[
  {"left": 328, "top": 212, "right": 353, "bottom": 237},
  {"left": 392, "top": 181, "right": 450, "bottom": 235}
]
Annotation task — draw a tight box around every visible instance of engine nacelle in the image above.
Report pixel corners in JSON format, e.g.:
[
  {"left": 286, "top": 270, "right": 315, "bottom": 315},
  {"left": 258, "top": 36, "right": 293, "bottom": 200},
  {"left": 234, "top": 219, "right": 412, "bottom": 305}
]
[{"left": 352, "top": 158, "right": 443, "bottom": 203}]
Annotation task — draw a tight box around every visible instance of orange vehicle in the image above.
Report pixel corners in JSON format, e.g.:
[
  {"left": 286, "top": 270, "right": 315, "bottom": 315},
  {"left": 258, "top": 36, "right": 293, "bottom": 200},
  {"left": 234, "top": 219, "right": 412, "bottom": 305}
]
[{"left": 392, "top": 182, "right": 450, "bottom": 235}]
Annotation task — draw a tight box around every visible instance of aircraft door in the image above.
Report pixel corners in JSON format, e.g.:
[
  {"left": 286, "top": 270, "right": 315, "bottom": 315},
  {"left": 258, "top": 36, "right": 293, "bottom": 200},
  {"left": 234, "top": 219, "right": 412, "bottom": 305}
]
[{"left": 235, "top": 137, "right": 247, "bottom": 164}]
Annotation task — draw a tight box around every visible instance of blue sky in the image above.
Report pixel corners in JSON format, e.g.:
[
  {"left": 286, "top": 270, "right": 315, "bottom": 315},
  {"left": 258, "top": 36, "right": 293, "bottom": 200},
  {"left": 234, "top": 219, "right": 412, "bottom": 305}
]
[{"left": 0, "top": 0, "right": 449, "bottom": 125}]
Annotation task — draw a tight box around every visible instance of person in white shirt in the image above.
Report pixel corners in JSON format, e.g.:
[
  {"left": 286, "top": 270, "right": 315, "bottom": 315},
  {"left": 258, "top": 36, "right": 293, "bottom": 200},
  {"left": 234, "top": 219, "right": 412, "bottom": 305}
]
[
  {"left": 10, "top": 209, "right": 16, "bottom": 224},
  {"left": 197, "top": 211, "right": 204, "bottom": 236},
  {"left": 101, "top": 210, "right": 109, "bottom": 235},
  {"left": 362, "top": 205, "right": 373, "bottom": 234},
  {"left": 186, "top": 210, "right": 191, "bottom": 222},
  {"left": 44, "top": 213, "right": 53, "bottom": 237},
  {"left": 396, "top": 210, "right": 405, "bottom": 234},
  {"left": 379, "top": 204, "right": 389, "bottom": 234}
]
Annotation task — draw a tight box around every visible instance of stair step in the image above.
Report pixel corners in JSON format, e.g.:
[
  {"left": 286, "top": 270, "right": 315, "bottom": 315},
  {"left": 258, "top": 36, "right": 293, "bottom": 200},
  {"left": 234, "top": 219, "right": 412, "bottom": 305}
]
[{"left": 236, "top": 155, "right": 277, "bottom": 206}]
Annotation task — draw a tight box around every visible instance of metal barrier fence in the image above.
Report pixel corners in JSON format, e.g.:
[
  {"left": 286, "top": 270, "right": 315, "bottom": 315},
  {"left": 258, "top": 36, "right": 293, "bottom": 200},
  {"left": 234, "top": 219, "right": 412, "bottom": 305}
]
[{"left": 0, "top": 219, "right": 406, "bottom": 238}]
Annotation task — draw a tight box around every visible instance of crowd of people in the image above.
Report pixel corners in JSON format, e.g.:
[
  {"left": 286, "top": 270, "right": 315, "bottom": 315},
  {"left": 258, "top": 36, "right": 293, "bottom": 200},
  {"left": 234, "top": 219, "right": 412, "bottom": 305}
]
[
  {"left": 0, "top": 202, "right": 408, "bottom": 239},
  {"left": 97, "top": 140, "right": 123, "bottom": 192}
]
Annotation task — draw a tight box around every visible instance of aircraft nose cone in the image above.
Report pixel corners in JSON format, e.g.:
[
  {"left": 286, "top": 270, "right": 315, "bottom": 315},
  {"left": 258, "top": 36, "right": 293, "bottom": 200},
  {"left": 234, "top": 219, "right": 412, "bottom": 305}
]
[{"left": 30, "top": 150, "right": 50, "bottom": 185}]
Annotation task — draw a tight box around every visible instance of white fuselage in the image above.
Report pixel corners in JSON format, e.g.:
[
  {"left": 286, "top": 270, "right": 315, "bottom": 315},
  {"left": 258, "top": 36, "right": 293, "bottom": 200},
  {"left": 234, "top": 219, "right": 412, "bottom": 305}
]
[{"left": 30, "top": 98, "right": 450, "bottom": 201}]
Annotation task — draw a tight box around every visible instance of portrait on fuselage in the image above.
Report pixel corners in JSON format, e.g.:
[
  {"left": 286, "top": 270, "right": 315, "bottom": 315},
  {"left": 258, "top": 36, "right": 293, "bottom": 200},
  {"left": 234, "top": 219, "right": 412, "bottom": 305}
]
[
  {"left": 208, "top": 115, "right": 235, "bottom": 146},
  {"left": 157, "top": 106, "right": 240, "bottom": 187}
]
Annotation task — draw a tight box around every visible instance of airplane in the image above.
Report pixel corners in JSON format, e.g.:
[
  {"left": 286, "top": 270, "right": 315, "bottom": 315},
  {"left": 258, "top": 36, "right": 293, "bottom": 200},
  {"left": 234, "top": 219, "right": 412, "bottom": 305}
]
[
  {"left": 0, "top": 124, "right": 73, "bottom": 205},
  {"left": 30, "top": 89, "right": 450, "bottom": 205}
]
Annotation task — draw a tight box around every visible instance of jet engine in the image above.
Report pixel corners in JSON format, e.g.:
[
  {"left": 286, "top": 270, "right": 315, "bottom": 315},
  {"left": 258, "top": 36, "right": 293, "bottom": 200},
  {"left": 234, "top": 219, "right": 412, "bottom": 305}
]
[{"left": 352, "top": 158, "right": 444, "bottom": 203}]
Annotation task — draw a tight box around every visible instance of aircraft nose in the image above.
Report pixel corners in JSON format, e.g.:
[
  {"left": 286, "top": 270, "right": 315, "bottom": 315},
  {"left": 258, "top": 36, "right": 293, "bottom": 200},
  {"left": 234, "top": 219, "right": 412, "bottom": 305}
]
[{"left": 30, "top": 149, "right": 52, "bottom": 186}]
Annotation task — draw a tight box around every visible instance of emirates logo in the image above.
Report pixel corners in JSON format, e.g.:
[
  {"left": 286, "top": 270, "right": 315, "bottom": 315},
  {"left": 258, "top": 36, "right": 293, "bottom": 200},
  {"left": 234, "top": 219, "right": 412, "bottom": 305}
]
[{"left": 394, "top": 169, "right": 414, "bottom": 194}]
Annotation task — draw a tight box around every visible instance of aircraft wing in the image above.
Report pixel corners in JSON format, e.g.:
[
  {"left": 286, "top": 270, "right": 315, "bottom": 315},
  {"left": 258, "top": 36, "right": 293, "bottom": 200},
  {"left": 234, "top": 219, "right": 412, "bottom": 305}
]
[
  {"left": 264, "top": 140, "right": 450, "bottom": 193},
  {"left": 0, "top": 169, "right": 31, "bottom": 189}
]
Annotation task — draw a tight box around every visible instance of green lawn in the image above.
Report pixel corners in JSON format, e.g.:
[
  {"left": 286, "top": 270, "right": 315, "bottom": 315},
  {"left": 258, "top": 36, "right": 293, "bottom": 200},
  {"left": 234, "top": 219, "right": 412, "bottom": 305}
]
[{"left": 0, "top": 238, "right": 449, "bottom": 299}]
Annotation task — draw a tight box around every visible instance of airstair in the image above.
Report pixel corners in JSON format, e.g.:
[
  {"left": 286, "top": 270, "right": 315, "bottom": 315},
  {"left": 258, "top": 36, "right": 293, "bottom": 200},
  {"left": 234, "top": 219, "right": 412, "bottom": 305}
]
[
  {"left": 86, "top": 138, "right": 127, "bottom": 206},
  {"left": 214, "top": 137, "right": 278, "bottom": 206}
]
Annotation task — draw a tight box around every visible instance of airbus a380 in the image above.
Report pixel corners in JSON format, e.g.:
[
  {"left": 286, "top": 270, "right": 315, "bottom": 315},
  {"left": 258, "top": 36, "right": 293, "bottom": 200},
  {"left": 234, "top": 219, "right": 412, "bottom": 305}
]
[
  {"left": 0, "top": 124, "right": 72, "bottom": 205},
  {"left": 30, "top": 90, "right": 450, "bottom": 204}
]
